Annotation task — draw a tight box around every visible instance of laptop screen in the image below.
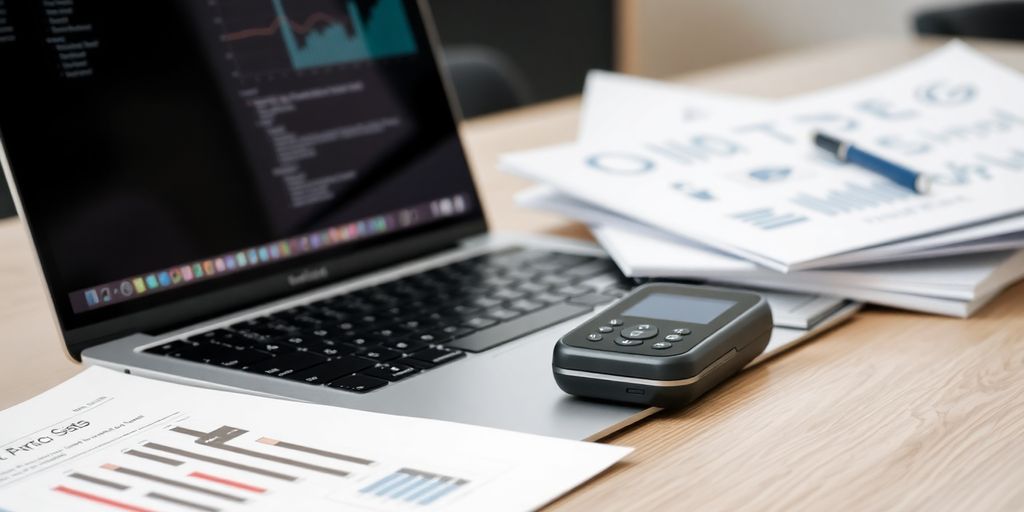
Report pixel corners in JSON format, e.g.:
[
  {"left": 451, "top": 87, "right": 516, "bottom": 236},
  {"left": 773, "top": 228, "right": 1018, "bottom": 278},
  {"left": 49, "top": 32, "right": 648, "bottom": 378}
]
[{"left": 0, "top": 0, "right": 484, "bottom": 342}]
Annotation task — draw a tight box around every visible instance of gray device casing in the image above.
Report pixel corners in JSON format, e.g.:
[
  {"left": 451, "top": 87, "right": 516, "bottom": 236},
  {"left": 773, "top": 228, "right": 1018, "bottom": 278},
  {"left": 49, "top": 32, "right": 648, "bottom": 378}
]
[{"left": 552, "top": 283, "right": 773, "bottom": 408}]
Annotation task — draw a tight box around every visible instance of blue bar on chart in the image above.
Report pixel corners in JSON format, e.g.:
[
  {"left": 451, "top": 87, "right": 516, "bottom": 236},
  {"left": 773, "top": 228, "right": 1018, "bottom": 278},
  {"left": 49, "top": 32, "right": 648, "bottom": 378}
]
[
  {"left": 790, "top": 180, "right": 915, "bottom": 216},
  {"left": 359, "top": 468, "right": 469, "bottom": 506}
]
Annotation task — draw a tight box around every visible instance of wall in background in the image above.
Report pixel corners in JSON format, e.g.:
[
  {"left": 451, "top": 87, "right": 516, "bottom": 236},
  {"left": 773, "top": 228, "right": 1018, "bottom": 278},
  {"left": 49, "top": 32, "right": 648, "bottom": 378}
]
[{"left": 616, "top": 0, "right": 983, "bottom": 77}]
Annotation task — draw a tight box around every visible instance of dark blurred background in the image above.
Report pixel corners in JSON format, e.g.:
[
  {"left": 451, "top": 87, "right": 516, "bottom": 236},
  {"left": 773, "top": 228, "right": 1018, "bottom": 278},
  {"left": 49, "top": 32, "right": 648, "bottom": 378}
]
[{"left": 2, "top": 0, "right": 1023, "bottom": 219}]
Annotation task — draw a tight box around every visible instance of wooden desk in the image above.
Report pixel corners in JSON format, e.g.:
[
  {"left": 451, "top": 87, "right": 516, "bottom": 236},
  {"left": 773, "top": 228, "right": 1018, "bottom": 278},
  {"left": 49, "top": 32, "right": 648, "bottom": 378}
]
[{"left": 3, "top": 37, "right": 1024, "bottom": 510}]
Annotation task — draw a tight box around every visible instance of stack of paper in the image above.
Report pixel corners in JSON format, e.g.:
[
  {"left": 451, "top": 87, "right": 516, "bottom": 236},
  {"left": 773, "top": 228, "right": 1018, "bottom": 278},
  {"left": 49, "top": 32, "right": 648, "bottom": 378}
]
[{"left": 502, "top": 42, "right": 1024, "bottom": 317}]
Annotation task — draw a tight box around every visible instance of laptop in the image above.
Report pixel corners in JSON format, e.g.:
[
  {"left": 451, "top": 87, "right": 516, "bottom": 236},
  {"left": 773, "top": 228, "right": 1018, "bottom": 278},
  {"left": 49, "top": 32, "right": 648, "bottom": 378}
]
[{"left": 0, "top": 0, "right": 654, "bottom": 440}]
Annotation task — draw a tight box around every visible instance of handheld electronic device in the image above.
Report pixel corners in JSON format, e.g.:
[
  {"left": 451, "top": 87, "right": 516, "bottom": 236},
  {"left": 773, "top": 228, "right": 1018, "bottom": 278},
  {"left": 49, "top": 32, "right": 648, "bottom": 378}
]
[{"left": 553, "top": 283, "right": 773, "bottom": 407}]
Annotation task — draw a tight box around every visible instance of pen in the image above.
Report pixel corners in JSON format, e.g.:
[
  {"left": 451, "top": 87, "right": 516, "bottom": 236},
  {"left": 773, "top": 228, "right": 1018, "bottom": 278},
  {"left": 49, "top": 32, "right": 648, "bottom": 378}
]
[{"left": 812, "top": 131, "right": 931, "bottom": 194}]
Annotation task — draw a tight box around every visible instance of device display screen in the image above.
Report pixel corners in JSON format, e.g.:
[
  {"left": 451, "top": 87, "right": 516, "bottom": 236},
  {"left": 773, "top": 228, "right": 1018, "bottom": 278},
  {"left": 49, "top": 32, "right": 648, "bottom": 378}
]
[
  {"left": 0, "top": 0, "right": 482, "bottom": 330},
  {"left": 623, "top": 293, "right": 737, "bottom": 324}
]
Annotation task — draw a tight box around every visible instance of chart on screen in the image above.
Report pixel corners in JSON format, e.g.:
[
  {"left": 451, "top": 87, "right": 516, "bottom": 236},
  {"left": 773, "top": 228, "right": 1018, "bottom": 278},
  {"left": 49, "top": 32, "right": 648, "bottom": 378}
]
[{"left": 213, "top": 0, "right": 419, "bottom": 76}]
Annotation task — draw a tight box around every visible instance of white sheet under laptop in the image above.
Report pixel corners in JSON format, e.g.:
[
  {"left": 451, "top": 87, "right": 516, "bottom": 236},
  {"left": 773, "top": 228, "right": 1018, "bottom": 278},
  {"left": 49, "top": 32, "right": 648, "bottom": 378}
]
[
  {"left": 502, "top": 42, "right": 1024, "bottom": 272},
  {"left": 519, "top": 186, "right": 1024, "bottom": 317}
]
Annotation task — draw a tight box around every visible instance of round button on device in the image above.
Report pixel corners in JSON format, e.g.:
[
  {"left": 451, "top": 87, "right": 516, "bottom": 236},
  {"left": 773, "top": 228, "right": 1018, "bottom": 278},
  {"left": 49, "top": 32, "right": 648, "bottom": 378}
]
[
  {"left": 651, "top": 341, "right": 673, "bottom": 350},
  {"left": 614, "top": 338, "right": 643, "bottom": 347},
  {"left": 598, "top": 326, "right": 614, "bottom": 333},
  {"left": 620, "top": 325, "right": 659, "bottom": 340},
  {"left": 608, "top": 319, "right": 624, "bottom": 326},
  {"left": 672, "top": 328, "right": 692, "bottom": 335},
  {"left": 586, "top": 333, "right": 603, "bottom": 342},
  {"left": 664, "top": 334, "right": 684, "bottom": 342}
]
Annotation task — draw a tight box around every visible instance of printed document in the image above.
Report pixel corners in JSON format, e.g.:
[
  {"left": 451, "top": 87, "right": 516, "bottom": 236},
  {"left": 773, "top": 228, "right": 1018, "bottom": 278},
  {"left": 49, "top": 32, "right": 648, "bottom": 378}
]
[
  {"left": 0, "top": 367, "right": 630, "bottom": 512},
  {"left": 504, "top": 42, "right": 1024, "bottom": 271}
]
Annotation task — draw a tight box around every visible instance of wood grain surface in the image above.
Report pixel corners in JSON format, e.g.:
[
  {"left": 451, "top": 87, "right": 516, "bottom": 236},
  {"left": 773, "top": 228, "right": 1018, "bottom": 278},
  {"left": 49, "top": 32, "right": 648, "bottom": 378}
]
[{"left": 1, "top": 37, "right": 1023, "bottom": 511}]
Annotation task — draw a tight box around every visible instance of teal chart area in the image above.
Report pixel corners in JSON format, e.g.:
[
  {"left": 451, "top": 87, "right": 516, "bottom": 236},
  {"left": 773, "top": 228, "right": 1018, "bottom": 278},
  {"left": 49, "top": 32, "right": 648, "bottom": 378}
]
[{"left": 216, "top": 0, "right": 419, "bottom": 75}]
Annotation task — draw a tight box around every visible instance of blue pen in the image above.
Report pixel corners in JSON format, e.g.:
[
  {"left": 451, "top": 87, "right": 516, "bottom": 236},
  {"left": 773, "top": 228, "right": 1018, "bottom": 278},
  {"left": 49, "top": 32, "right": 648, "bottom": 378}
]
[{"left": 812, "top": 131, "right": 931, "bottom": 194}]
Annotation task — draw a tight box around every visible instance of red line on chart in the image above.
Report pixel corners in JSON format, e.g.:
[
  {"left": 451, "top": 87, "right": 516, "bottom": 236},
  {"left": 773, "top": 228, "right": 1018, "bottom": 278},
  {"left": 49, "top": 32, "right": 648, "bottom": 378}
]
[
  {"left": 53, "top": 485, "right": 154, "bottom": 512},
  {"left": 222, "top": 13, "right": 343, "bottom": 42},
  {"left": 189, "top": 471, "right": 267, "bottom": 493}
]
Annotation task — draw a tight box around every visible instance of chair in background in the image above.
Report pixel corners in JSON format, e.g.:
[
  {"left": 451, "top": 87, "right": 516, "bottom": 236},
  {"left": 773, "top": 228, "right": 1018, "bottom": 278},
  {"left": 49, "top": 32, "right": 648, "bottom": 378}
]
[
  {"left": 915, "top": 2, "right": 1024, "bottom": 40},
  {"left": 443, "top": 45, "right": 532, "bottom": 119}
]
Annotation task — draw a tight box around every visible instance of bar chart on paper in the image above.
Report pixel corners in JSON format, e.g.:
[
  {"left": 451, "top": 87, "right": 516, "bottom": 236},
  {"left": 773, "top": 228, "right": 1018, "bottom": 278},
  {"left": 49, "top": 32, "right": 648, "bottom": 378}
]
[
  {"left": 20, "top": 415, "right": 493, "bottom": 512},
  {"left": 215, "top": 0, "right": 419, "bottom": 75}
]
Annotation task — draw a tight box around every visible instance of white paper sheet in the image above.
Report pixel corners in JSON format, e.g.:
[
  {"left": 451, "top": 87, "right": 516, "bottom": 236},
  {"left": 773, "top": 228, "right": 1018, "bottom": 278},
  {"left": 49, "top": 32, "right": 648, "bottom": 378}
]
[
  {"left": 504, "top": 42, "right": 1024, "bottom": 271},
  {"left": 0, "top": 367, "right": 630, "bottom": 512},
  {"left": 518, "top": 187, "right": 1024, "bottom": 316}
]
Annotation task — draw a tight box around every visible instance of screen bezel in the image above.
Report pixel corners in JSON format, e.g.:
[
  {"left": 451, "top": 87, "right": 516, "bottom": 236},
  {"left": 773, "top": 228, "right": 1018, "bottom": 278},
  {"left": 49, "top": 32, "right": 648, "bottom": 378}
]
[{"left": 0, "top": 0, "right": 488, "bottom": 360}]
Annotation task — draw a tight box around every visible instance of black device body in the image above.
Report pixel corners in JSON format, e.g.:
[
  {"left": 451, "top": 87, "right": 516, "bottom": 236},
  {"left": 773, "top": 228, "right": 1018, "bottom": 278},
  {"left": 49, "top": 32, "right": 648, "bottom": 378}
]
[{"left": 552, "top": 283, "right": 773, "bottom": 408}]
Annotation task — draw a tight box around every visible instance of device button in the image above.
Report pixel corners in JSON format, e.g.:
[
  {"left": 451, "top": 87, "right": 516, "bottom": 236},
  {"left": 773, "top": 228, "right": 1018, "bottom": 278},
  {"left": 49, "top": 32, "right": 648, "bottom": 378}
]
[
  {"left": 597, "top": 326, "right": 614, "bottom": 333},
  {"left": 608, "top": 318, "right": 624, "bottom": 326},
  {"left": 664, "top": 334, "right": 684, "bottom": 342},
  {"left": 586, "top": 333, "right": 603, "bottom": 342},
  {"left": 620, "top": 325, "right": 658, "bottom": 339},
  {"left": 614, "top": 338, "right": 643, "bottom": 347},
  {"left": 672, "top": 328, "right": 692, "bottom": 335},
  {"left": 651, "top": 341, "right": 673, "bottom": 350}
]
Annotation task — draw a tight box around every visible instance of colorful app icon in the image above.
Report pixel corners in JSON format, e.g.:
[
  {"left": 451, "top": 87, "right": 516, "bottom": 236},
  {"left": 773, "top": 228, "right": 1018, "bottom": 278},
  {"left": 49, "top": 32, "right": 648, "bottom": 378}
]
[
  {"left": 192, "top": 263, "right": 204, "bottom": 279},
  {"left": 100, "top": 288, "right": 112, "bottom": 303},
  {"left": 158, "top": 272, "right": 171, "bottom": 287},
  {"left": 132, "top": 277, "right": 146, "bottom": 294},
  {"left": 226, "top": 255, "right": 237, "bottom": 270},
  {"left": 182, "top": 265, "right": 193, "bottom": 282},
  {"left": 258, "top": 247, "right": 269, "bottom": 262},
  {"left": 170, "top": 268, "right": 182, "bottom": 284},
  {"left": 280, "top": 241, "right": 291, "bottom": 256},
  {"left": 203, "top": 260, "right": 214, "bottom": 275},
  {"left": 247, "top": 249, "right": 258, "bottom": 264},
  {"left": 269, "top": 244, "right": 280, "bottom": 259},
  {"left": 215, "top": 258, "right": 226, "bottom": 272},
  {"left": 146, "top": 274, "right": 159, "bottom": 289},
  {"left": 85, "top": 289, "right": 99, "bottom": 306},
  {"left": 235, "top": 252, "right": 247, "bottom": 268},
  {"left": 119, "top": 281, "right": 134, "bottom": 297}
]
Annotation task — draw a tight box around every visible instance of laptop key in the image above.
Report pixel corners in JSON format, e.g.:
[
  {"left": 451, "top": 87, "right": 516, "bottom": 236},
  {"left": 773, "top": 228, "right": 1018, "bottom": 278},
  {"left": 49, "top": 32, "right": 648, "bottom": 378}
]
[
  {"left": 243, "top": 351, "right": 326, "bottom": 378},
  {"left": 361, "top": 363, "right": 418, "bottom": 382},
  {"left": 352, "top": 345, "right": 401, "bottom": 362},
  {"left": 381, "top": 339, "right": 429, "bottom": 353},
  {"left": 463, "top": 316, "right": 497, "bottom": 329},
  {"left": 251, "top": 341, "right": 297, "bottom": 355},
  {"left": 328, "top": 374, "right": 388, "bottom": 393},
  {"left": 283, "top": 357, "right": 374, "bottom": 385}
]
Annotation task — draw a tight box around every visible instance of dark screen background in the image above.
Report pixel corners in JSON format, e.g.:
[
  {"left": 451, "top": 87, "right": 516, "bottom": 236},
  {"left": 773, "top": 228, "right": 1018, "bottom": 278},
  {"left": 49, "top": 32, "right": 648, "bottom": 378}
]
[{"left": 0, "top": 0, "right": 481, "bottom": 331}]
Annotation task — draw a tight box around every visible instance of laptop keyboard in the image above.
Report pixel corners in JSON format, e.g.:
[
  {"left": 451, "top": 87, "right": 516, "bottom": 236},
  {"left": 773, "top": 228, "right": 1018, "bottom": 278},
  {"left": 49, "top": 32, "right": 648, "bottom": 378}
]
[{"left": 144, "top": 248, "right": 631, "bottom": 393}]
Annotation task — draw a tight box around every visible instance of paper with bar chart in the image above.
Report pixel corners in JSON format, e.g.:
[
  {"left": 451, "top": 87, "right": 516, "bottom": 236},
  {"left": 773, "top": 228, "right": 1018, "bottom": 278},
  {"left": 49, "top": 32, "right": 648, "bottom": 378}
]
[
  {"left": 0, "top": 368, "right": 629, "bottom": 512},
  {"left": 501, "top": 42, "right": 1024, "bottom": 271}
]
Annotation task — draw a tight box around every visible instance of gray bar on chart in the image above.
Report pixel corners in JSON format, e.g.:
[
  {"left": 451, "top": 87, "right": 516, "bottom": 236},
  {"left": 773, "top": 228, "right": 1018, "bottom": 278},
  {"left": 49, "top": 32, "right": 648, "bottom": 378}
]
[
  {"left": 69, "top": 472, "right": 129, "bottom": 490},
  {"left": 205, "top": 443, "right": 350, "bottom": 478},
  {"left": 256, "top": 437, "right": 373, "bottom": 465},
  {"left": 147, "top": 492, "right": 220, "bottom": 512},
  {"left": 144, "top": 442, "right": 297, "bottom": 481},
  {"left": 125, "top": 449, "right": 184, "bottom": 466}
]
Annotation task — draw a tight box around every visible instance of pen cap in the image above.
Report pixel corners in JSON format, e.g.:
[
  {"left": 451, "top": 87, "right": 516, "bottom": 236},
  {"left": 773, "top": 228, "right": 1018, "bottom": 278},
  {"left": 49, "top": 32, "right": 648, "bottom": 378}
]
[{"left": 812, "top": 131, "right": 842, "bottom": 155}]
